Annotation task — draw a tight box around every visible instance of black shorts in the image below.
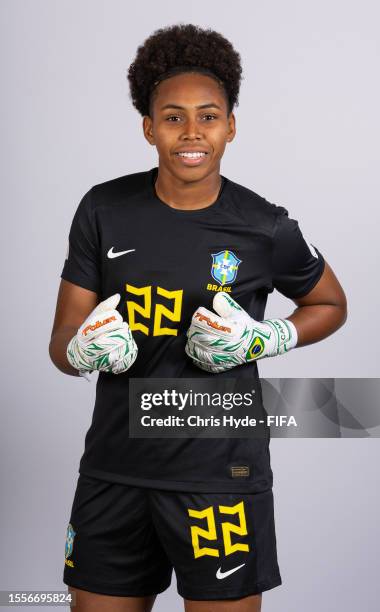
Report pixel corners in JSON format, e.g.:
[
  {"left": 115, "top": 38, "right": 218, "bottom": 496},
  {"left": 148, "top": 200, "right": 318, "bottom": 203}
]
[{"left": 63, "top": 474, "right": 282, "bottom": 601}]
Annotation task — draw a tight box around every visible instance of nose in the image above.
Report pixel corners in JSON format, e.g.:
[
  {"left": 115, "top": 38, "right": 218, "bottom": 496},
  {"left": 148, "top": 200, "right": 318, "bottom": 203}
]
[{"left": 181, "top": 117, "right": 202, "bottom": 141}]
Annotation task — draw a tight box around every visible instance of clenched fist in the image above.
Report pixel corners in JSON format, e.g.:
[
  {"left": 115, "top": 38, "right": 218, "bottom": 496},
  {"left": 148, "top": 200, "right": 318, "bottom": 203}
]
[
  {"left": 185, "top": 293, "right": 297, "bottom": 373},
  {"left": 66, "top": 293, "right": 138, "bottom": 378}
]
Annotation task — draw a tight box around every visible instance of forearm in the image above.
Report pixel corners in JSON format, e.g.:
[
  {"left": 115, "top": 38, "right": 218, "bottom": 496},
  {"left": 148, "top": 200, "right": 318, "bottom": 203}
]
[
  {"left": 49, "top": 327, "right": 80, "bottom": 377},
  {"left": 286, "top": 304, "right": 347, "bottom": 348}
]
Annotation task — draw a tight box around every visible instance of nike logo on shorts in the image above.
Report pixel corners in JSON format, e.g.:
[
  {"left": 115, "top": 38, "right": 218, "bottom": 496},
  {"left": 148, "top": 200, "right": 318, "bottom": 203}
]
[
  {"left": 216, "top": 563, "right": 246, "bottom": 579},
  {"left": 107, "top": 247, "right": 136, "bottom": 259},
  {"left": 305, "top": 240, "right": 318, "bottom": 259}
]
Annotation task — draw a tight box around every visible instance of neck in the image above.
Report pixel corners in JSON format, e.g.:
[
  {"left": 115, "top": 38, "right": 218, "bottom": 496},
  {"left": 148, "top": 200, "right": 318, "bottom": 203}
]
[{"left": 154, "top": 165, "right": 222, "bottom": 211}]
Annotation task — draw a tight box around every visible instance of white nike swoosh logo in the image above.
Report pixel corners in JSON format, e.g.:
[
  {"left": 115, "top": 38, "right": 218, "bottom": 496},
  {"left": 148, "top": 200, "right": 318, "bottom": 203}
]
[
  {"left": 305, "top": 240, "right": 318, "bottom": 259},
  {"left": 216, "top": 563, "right": 246, "bottom": 579},
  {"left": 107, "top": 247, "right": 135, "bottom": 259}
]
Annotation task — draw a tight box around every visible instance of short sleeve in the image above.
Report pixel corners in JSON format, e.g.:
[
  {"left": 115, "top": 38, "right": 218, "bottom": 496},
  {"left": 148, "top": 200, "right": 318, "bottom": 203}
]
[
  {"left": 272, "top": 208, "right": 325, "bottom": 298},
  {"left": 60, "top": 189, "right": 101, "bottom": 293}
]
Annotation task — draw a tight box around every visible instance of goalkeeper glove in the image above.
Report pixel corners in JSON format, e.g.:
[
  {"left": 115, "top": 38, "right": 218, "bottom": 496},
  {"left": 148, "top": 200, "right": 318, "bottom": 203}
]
[
  {"left": 66, "top": 293, "right": 137, "bottom": 379},
  {"left": 185, "top": 293, "right": 297, "bottom": 373}
]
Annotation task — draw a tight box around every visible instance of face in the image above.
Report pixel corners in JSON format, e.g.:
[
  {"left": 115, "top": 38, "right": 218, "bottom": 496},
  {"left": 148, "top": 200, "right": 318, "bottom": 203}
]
[{"left": 143, "top": 72, "right": 236, "bottom": 183}]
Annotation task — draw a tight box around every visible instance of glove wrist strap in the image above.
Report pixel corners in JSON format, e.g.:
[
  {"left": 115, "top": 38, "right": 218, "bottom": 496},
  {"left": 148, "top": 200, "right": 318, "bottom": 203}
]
[
  {"left": 67, "top": 335, "right": 93, "bottom": 380},
  {"left": 266, "top": 318, "right": 297, "bottom": 355}
]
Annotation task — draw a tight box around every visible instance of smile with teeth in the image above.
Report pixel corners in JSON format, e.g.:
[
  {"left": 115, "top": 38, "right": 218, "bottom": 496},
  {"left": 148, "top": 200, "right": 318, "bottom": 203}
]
[{"left": 176, "top": 152, "right": 207, "bottom": 158}]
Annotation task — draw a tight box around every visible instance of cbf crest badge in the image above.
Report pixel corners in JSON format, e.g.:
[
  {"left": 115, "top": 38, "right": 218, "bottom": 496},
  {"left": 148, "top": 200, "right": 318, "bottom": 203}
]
[
  {"left": 211, "top": 250, "right": 242, "bottom": 286},
  {"left": 65, "top": 523, "right": 76, "bottom": 560}
]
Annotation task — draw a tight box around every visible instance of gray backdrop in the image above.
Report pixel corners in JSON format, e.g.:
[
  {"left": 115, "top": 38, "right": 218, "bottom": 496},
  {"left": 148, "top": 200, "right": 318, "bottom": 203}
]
[{"left": 1, "top": 0, "right": 379, "bottom": 610}]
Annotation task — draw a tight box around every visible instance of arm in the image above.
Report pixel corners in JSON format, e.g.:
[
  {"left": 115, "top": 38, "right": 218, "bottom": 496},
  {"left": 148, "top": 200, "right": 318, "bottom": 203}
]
[
  {"left": 286, "top": 260, "right": 347, "bottom": 347},
  {"left": 49, "top": 279, "right": 99, "bottom": 376},
  {"left": 185, "top": 261, "right": 347, "bottom": 373}
]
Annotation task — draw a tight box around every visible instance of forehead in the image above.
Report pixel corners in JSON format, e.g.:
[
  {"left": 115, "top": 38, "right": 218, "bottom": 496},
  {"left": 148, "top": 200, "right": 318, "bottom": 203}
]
[{"left": 152, "top": 72, "right": 228, "bottom": 110}]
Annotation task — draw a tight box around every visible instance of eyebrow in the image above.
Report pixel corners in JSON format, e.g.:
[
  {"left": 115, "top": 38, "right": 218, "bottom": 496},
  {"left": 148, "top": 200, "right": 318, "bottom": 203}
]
[{"left": 160, "top": 103, "right": 223, "bottom": 111}]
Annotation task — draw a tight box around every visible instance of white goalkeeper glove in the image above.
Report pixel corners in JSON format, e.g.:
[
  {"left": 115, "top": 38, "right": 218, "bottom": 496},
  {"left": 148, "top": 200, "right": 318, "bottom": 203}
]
[
  {"left": 66, "top": 293, "right": 138, "bottom": 380},
  {"left": 185, "top": 293, "right": 298, "bottom": 373}
]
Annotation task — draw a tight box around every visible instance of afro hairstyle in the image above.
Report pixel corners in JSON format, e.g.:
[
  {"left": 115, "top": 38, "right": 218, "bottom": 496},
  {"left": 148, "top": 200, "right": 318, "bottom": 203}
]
[{"left": 127, "top": 24, "right": 242, "bottom": 116}]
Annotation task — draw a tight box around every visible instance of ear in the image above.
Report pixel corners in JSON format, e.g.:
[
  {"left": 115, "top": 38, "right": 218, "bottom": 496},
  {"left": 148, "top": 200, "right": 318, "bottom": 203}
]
[
  {"left": 143, "top": 115, "right": 155, "bottom": 145},
  {"left": 226, "top": 112, "right": 236, "bottom": 143}
]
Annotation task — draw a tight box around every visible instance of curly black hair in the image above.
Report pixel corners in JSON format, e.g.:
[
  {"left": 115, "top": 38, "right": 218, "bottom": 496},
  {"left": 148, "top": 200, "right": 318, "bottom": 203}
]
[{"left": 127, "top": 24, "right": 242, "bottom": 116}]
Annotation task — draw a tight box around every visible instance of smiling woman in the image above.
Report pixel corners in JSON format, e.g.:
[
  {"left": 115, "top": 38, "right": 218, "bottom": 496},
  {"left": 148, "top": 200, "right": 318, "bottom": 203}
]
[
  {"left": 142, "top": 71, "right": 236, "bottom": 209},
  {"left": 50, "top": 22, "right": 347, "bottom": 612}
]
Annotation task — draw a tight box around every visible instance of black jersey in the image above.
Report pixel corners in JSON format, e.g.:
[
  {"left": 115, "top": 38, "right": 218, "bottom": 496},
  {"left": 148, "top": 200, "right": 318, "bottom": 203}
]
[{"left": 60, "top": 168, "right": 325, "bottom": 493}]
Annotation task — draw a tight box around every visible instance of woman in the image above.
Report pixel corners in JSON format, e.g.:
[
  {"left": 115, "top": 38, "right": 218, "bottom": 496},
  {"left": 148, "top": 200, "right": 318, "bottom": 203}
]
[{"left": 49, "top": 24, "right": 347, "bottom": 612}]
